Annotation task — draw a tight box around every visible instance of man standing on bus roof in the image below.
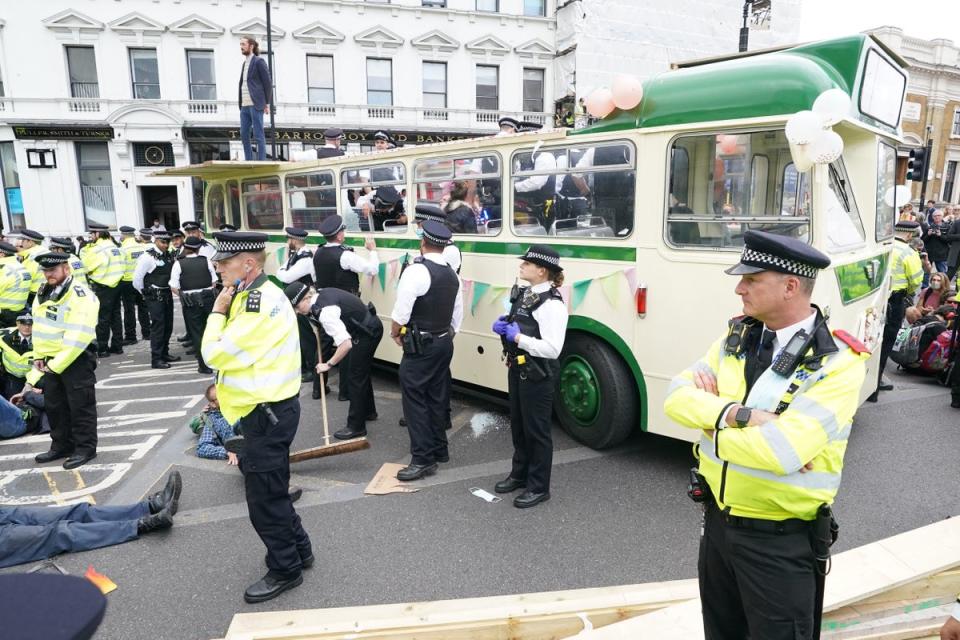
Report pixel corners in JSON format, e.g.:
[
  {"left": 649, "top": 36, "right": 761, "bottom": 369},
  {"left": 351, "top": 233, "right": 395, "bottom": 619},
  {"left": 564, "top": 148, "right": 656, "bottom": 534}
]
[
  {"left": 664, "top": 230, "right": 869, "bottom": 640},
  {"left": 868, "top": 219, "right": 923, "bottom": 402}
]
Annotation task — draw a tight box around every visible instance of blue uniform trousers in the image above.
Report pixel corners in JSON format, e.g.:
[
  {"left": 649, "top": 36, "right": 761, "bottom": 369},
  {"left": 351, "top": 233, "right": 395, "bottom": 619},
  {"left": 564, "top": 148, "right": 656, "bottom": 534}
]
[{"left": 0, "top": 502, "right": 147, "bottom": 568}]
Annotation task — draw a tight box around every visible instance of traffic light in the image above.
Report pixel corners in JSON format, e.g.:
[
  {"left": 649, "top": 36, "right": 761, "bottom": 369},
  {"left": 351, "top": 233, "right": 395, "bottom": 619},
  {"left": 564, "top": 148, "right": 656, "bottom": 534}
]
[{"left": 907, "top": 147, "right": 928, "bottom": 182}]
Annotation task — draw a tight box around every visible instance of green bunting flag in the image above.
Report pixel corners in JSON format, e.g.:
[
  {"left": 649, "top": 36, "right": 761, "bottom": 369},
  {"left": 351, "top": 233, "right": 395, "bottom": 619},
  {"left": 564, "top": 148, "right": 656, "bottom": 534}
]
[
  {"left": 572, "top": 279, "right": 592, "bottom": 310},
  {"left": 471, "top": 282, "right": 491, "bottom": 316},
  {"left": 378, "top": 262, "right": 387, "bottom": 292}
]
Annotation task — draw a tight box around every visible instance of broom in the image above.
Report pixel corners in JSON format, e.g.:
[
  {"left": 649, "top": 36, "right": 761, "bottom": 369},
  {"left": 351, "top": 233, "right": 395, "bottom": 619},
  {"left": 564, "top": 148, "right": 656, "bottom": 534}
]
[{"left": 290, "top": 361, "right": 370, "bottom": 462}]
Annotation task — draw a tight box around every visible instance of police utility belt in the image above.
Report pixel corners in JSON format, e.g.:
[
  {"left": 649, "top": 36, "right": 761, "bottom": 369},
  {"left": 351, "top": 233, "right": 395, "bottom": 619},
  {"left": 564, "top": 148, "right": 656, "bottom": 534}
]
[
  {"left": 143, "top": 285, "right": 171, "bottom": 300},
  {"left": 505, "top": 351, "right": 555, "bottom": 382},
  {"left": 181, "top": 288, "right": 216, "bottom": 307},
  {"left": 398, "top": 322, "right": 448, "bottom": 356}
]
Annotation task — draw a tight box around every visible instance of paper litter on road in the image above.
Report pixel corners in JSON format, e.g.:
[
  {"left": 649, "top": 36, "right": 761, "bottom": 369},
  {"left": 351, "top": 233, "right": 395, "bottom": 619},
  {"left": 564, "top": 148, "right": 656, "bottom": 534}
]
[
  {"left": 84, "top": 565, "right": 117, "bottom": 595},
  {"left": 364, "top": 463, "right": 420, "bottom": 495}
]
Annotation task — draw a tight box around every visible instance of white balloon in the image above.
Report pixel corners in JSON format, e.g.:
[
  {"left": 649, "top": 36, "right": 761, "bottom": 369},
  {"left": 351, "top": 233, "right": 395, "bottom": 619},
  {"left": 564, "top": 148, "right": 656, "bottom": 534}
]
[
  {"left": 883, "top": 184, "right": 913, "bottom": 208},
  {"left": 789, "top": 141, "right": 814, "bottom": 173},
  {"left": 584, "top": 88, "right": 615, "bottom": 119},
  {"left": 808, "top": 129, "right": 844, "bottom": 165},
  {"left": 611, "top": 74, "right": 644, "bottom": 110},
  {"left": 785, "top": 110, "right": 825, "bottom": 145},
  {"left": 812, "top": 88, "right": 851, "bottom": 127}
]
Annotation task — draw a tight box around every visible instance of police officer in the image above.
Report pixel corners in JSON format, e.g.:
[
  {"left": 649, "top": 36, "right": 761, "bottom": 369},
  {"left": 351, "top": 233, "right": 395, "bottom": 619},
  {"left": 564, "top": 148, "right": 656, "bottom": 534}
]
[
  {"left": 201, "top": 231, "right": 312, "bottom": 604},
  {"left": 48, "top": 237, "right": 87, "bottom": 287},
  {"left": 313, "top": 215, "right": 379, "bottom": 399},
  {"left": 19, "top": 252, "right": 100, "bottom": 470},
  {"left": 276, "top": 227, "right": 319, "bottom": 382},
  {"left": 373, "top": 130, "right": 393, "bottom": 152},
  {"left": 491, "top": 246, "right": 568, "bottom": 508},
  {"left": 13, "top": 229, "right": 45, "bottom": 305},
  {"left": 315, "top": 128, "right": 346, "bottom": 158},
  {"left": 170, "top": 230, "right": 185, "bottom": 257},
  {"left": 181, "top": 221, "right": 217, "bottom": 260},
  {"left": 133, "top": 230, "right": 180, "bottom": 370},
  {"left": 514, "top": 145, "right": 557, "bottom": 230},
  {"left": 389, "top": 221, "right": 463, "bottom": 481},
  {"left": 171, "top": 236, "right": 217, "bottom": 374},
  {"left": 82, "top": 223, "right": 125, "bottom": 357},
  {"left": 0, "top": 242, "right": 30, "bottom": 327},
  {"left": 414, "top": 205, "right": 462, "bottom": 272},
  {"left": 664, "top": 231, "right": 870, "bottom": 640},
  {"left": 218, "top": 223, "right": 239, "bottom": 232},
  {"left": 868, "top": 219, "right": 923, "bottom": 402},
  {"left": 496, "top": 116, "right": 520, "bottom": 137},
  {"left": 0, "top": 312, "right": 33, "bottom": 399},
  {"left": 286, "top": 282, "right": 384, "bottom": 438},
  {"left": 138, "top": 228, "right": 153, "bottom": 243},
  {"left": 118, "top": 225, "right": 149, "bottom": 344}
]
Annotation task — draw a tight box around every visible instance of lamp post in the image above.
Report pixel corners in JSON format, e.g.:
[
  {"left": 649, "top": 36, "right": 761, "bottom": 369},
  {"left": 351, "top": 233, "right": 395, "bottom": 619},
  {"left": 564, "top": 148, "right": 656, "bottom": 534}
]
[
  {"left": 265, "top": 0, "right": 277, "bottom": 160},
  {"left": 919, "top": 124, "right": 933, "bottom": 206},
  {"left": 739, "top": 0, "right": 753, "bottom": 53}
]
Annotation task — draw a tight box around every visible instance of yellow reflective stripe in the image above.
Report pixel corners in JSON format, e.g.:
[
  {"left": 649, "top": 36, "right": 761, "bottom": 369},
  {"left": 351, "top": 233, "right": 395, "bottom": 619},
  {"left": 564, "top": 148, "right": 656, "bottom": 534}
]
[
  {"left": 33, "top": 330, "right": 63, "bottom": 341},
  {"left": 789, "top": 395, "right": 841, "bottom": 439},
  {"left": 666, "top": 376, "right": 694, "bottom": 395},
  {"left": 62, "top": 337, "right": 94, "bottom": 349},
  {"left": 701, "top": 441, "right": 842, "bottom": 492},
  {"left": 211, "top": 336, "right": 257, "bottom": 368},
  {"left": 261, "top": 330, "right": 301, "bottom": 362},
  {"left": 756, "top": 421, "right": 803, "bottom": 474},
  {"left": 221, "top": 369, "right": 301, "bottom": 392}
]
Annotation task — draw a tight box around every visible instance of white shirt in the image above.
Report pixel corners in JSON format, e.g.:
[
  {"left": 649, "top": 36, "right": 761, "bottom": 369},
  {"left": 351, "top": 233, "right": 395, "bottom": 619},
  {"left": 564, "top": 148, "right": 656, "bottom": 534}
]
[
  {"left": 306, "top": 293, "right": 352, "bottom": 347},
  {"left": 516, "top": 282, "right": 568, "bottom": 359},
  {"left": 515, "top": 152, "right": 557, "bottom": 193},
  {"left": 276, "top": 248, "right": 316, "bottom": 284},
  {"left": 390, "top": 252, "right": 463, "bottom": 332},
  {"left": 132, "top": 246, "right": 170, "bottom": 293},
  {"left": 196, "top": 241, "right": 217, "bottom": 261},
  {"left": 170, "top": 254, "right": 218, "bottom": 293},
  {"left": 763, "top": 309, "right": 818, "bottom": 361},
  {"left": 442, "top": 244, "right": 462, "bottom": 272},
  {"left": 323, "top": 242, "right": 379, "bottom": 276}
]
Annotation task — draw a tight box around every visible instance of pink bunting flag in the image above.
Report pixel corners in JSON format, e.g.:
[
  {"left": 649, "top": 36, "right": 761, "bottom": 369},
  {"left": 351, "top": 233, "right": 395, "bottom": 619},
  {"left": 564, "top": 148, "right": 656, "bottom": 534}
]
[
  {"left": 558, "top": 284, "right": 572, "bottom": 310},
  {"left": 623, "top": 267, "right": 639, "bottom": 295},
  {"left": 461, "top": 279, "right": 474, "bottom": 310},
  {"left": 388, "top": 259, "right": 399, "bottom": 281}
]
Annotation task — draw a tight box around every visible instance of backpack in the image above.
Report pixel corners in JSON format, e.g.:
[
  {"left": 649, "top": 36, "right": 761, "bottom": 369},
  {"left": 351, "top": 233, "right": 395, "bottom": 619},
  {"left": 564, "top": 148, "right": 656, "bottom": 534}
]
[
  {"left": 890, "top": 321, "right": 947, "bottom": 369},
  {"left": 918, "top": 329, "right": 953, "bottom": 373}
]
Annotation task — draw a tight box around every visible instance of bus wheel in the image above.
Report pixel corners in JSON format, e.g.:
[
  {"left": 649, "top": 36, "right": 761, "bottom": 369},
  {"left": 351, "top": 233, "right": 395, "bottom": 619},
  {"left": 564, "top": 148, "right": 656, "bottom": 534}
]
[{"left": 555, "top": 334, "right": 637, "bottom": 449}]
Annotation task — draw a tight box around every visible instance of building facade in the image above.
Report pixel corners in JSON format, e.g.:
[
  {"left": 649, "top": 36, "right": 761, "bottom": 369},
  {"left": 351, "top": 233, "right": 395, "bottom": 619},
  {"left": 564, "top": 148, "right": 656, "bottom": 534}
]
[{"left": 871, "top": 26, "right": 960, "bottom": 205}]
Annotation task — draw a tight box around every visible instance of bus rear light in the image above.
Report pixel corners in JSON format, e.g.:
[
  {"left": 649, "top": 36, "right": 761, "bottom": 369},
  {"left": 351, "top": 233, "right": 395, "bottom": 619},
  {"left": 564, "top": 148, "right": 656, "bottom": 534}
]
[{"left": 636, "top": 285, "right": 647, "bottom": 317}]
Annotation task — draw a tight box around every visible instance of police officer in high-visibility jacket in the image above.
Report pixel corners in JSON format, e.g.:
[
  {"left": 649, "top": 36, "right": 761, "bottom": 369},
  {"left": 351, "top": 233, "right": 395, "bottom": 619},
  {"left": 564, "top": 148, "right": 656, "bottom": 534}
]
[
  {"left": 81, "top": 223, "right": 125, "bottom": 357},
  {"left": 0, "top": 242, "right": 30, "bottom": 327},
  {"left": 0, "top": 312, "right": 33, "bottom": 399},
  {"left": 13, "top": 229, "right": 45, "bottom": 304},
  {"left": 201, "top": 231, "right": 312, "bottom": 604},
  {"left": 48, "top": 237, "right": 87, "bottom": 287},
  {"left": 119, "top": 225, "right": 150, "bottom": 345},
  {"left": 17, "top": 252, "right": 100, "bottom": 470},
  {"left": 868, "top": 219, "right": 924, "bottom": 402},
  {"left": 664, "top": 231, "right": 869, "bottom": 640}
]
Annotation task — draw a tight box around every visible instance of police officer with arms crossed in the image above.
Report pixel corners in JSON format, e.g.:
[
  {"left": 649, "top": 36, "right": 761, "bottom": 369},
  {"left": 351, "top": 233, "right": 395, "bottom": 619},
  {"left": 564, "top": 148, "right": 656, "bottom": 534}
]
[
  {"left": 201, "top": 231, "right": 312, "bottom": 604},
  {"left": 664, "top": 231, "right": 869, "bottom": 640},
  {"left": 133, "top": 230, "right": 181, "bottom": 370},
  {"left": 390, "top": 220, "right": 463, "bottom": 481},
  {"left": 275, "top": 227, "right": 319, "bottom": 382},
  {"left": 118, "top": 225, "right": 149, "bottom": 344},
  {"left": 171, "top": 236, "right": 218, "bottom": 375},
  {"left": 0, "top": 241, "right": 30, "bottom": 327},
  {"left": 17, "top": 252, "right": 101, "bottom": 470},
  {"left": 491, "top": 245, "right": 567, "bottom": 509},
  {"left": 285, "top": 281, "right": 383, "bottom": 439},
  {"left": 82, "top": 223, "right": 125, "bottom": 357}
]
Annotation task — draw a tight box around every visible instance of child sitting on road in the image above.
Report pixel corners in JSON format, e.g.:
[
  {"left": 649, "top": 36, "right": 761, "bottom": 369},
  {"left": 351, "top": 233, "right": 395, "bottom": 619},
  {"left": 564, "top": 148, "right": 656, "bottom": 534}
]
[{"left": 195, "top": 384, "right": 239, "bottom": 465}]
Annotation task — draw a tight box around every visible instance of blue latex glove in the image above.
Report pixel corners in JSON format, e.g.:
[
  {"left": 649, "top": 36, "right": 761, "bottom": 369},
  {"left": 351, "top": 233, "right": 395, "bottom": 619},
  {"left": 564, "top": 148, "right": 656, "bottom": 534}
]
[
  {"left": 505, "top": 322, "right": 521, "bottom": 344},
  {"left": 491, "top": 315, "right": 509, "bottom": 336}
]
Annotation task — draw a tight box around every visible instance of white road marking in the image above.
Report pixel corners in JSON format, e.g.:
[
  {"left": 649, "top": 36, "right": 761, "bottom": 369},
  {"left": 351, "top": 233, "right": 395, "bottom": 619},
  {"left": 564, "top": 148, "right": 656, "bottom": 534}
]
[
  {"left": 100, "top": 395, "right": 203, "bottom": 412},
  {"left": 0, "top": 429, "right": 168, "bottom": 447},
  {"left": 0, "top": 463, "right": 134, "bottom": 505},
  {"left": 0, "top": 437, "right": 163, "bottom": 463},
  {"left": 96, "top": 376, "right": 210, "bottom": 389}
]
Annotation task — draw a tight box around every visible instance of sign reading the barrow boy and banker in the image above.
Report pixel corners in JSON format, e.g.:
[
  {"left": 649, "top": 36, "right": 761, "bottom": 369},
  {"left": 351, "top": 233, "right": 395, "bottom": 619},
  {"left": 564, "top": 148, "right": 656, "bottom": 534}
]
[
  {"left": 13, "top": 125, "right": 114, "bottom": 140},
  {"left": 182, "top": 127, "right": 482, "bottom": 145}
]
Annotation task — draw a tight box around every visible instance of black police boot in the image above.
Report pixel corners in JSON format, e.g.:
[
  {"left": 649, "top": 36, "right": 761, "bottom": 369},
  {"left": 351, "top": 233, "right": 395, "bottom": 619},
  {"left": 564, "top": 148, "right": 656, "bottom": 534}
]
[
  {"left": 288, "top": 485, "right": 303, "bottom": 503},
  {"left": 35, "top": 449, "right": 72, "bottom": 464},
  {"left": 952, "top": 397, "right": 960, "bottom": 409},
  {"left": 152, "top": 361, "right": 172, "bottom": 369},
  {"left": 148, "top": 470, "right": 182, "bottom": 515},
  {"left": 301, "top": 371, "right": 315, "bottom": 383},
  {"left": 513, "top": 490, "right": 550, "bottom": 509},
  {"left": 185, "top": 348, "right": 197, "bottom": 356},
  {"left": 162, "top": 354, "right": 181, "bottom": 363},
  {"left": 109, "top": 346, "right": 124, "bottom": 355},
  {"left": 243, "top": 573, "right": 303, "bottom": 604},
  {"left": 123, "top": 337, "right": 137, "bottom": 346},
  {"left": 97, "top": 350, "right": 111, "bottom": 358},
  {"left": 176, "top": 334, "right": 190, "bottom": 343},
  {"left": 396, "top": 462, "right": 438, "bottom": 481},
  {"left": 866, "top": 391, "right": 879, "bottom": 403},
  {"left": 63, "top": 451, "right": 96, "bottom": 470},
  {"left": 137, "top": 506, "right": 174, "bottom": 535},
  {"left": 494, "top": 476, "right": 526, "bottom": 493},
  {"left": 333, "top": 427, "right": 367, "bottom": 440},
  {"left": 198, "top": 364, "right": 213, "bottom": 375}
]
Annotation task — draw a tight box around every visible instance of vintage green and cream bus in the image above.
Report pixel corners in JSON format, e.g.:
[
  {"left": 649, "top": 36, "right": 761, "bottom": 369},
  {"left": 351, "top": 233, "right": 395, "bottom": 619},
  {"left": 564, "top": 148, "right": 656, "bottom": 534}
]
[{"left": 158, "top": 34, "right": 906, "bottom": 449}]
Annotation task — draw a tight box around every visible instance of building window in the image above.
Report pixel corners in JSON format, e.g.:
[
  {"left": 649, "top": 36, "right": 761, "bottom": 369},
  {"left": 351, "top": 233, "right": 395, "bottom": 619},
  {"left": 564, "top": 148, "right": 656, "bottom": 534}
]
[
  {"left": 953, "top": 108, "right": 960, "bottom": 137},
  {"left": 186, "top": 50, "right": 216, "bottom": 100},
  {"left": 476, "top": 65, "right": 499, "bottom": 111},
  {"left": 423, "top": 62, "right": 447, "bottom": 109},
  {"left": 523, "top": 0, "right": 546, "bottom": 16},
  {"left": 66, "top": 46, "right": 99, "bottom": 98},
  {"left": 422, "top": 0, "right": 446, "bottom": 6},
  {"left": 477, "top": 0, "right": 499, "bottom": 11},
  {"left": 944, "top": 160, "right": 958, "bottom": 203},
  {"left": 523, "top": 68, "right": 544, "bottom": 113},
  {"left": 130, "top": 48, "right": 160, "bottom": 99},
  {"left": 366, "top": 58, "right": 393, "bottom": 106},
  {"left": 307, "top": 55, "right": 335, "bottom": 105},
  {"left": 0, "top": 142, "right": 24, "bottom": 229},
  {"left": 76, "top": 142, "right": 116, "bottom": 228}
]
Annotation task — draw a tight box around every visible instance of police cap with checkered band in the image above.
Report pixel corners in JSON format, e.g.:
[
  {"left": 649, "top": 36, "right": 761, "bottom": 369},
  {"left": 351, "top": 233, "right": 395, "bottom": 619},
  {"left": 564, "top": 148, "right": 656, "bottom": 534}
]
[
  {"left": 725, "top": 230, "right": 830, "bottom": 279},
  {"left": 35, "top": 252, "right": 70, "bottom": 269},
  {"left": 519, "top": 244, "right": 563, "bottom": 272},
  {"left": 212, "top": 231, "right": 268, "bottom": 261},
  {"left": 421, "top": 220, "right": 452, "bottom": 247}
]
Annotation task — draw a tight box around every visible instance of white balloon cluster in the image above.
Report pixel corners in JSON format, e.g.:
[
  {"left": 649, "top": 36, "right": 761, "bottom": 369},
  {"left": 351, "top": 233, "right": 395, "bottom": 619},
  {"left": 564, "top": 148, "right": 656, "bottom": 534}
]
[
  {"left": 583, "top": 75, "right": 645, "bottom": 119},
  {"left": 785, "top": 88, "right": 850, "bottom": 171}
]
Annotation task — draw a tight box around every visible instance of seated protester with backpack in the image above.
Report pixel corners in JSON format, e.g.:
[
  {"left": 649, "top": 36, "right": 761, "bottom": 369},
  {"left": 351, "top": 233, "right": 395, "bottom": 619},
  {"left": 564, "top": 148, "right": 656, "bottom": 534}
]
[
  {"left": 195, "top": 384, "right": 239, "bottom": 465},
  {"left": 0, "top": 390, "right": 43, "bottom": 439},
  {"left": 909, "top": 271, "right": 951, "bottom": 318}
]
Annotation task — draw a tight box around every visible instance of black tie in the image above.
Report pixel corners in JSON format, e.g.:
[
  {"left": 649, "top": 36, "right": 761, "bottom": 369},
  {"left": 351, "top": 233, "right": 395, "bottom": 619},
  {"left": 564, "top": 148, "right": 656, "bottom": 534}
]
[{"left": 746, "top": 329, "right": 776, "bottom": 393}]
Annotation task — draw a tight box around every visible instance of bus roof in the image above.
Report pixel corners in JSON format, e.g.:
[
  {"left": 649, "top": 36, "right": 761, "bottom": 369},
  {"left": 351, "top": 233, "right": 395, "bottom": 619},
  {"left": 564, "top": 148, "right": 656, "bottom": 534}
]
[{"left": 574, "top": 34, "right": 906, "bottom": 137}]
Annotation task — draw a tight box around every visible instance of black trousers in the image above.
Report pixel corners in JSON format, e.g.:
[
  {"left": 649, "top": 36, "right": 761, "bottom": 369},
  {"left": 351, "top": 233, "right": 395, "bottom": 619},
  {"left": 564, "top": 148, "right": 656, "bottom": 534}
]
[
  {"left": 239, "top": 397, "right": 311, "bottom": 579},
  {"left": 876, "top": 290, "right": 907, "bottom": 390},
  {"left": 91, "top": 282, "right": 123, "bottom": 352},
  {"left": 297, "top": 315, "right": 318, "bottom": 374},
  {"left": 508, "top": 366, "right": 555, "bottom": 493},
  {"left": 45, "top": 349, "right": 98, "bottom": 457},
  {"left": 699, "top": 501, "right": 818, "bottom": 640},
  {"left": 0, "top": 308, "right": 25, "bottom": 328},
  {"left": 145, "top": 290, "right": 174, "bottom": 364},
  {"left": 345, "top": 322, "right": 384, "bottom": 431},
  {"left": 181, "top": 291, "right": 214, "bottom": 369},
  {"left": 2, "top": 374, "right": 25, "bottom": 400},
  {"left": 119, "top": 280, "right": 150, "bottom": 340},
  {"left": 399, "top": 333, "right": 453, "bottom": 465}
]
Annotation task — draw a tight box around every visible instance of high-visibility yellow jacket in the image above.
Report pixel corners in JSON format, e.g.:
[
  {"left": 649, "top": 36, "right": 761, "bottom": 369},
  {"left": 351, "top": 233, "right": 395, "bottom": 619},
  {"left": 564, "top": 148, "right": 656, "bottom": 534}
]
[
  {"left": 0, "top": 328, "right": 33, "bottom": 379},
  {"left": 0, "top": 256, "right": 30, "bottom": 313},
  {"left": 664, "top": 314, "right": 868, "bottom": 521},
  {"left": 120, "top": 237, "right": 146, "bottom": 282},
  {"left": 18, "top": 245, "right": 45, "bottom": 294},
  {"left": 26, "top": 277, "right": 99, "bottom": 385},
  {"left": 889, "top": 238, "right": 923, "bottom": 295},
  {"left": 66, "top": 252, "right": 87, "bottom": 287},
  {"left": 83, "top": 238, "right": 124, "bottom": 287},
  {"left": 201, "top": 273, "right": 301, "bottom": 424}
]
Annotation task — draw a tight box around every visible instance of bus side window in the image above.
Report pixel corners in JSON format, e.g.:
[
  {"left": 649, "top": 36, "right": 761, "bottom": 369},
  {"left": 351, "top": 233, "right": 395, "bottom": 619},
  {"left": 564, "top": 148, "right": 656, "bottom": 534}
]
[
  {"left": 339, "top": 164, "right": 406, "bottom": 233},
  {"left": 241, "top": 177, "right": 283, "bottom": 230},
  {"left": 666, "top": 130, "right": 810, "bottom": 249},
  {"left": 413, "top": 154, "right": 501, "bottom": 235},
  {"left": 227, "top": 180, "right": 241, "bottom": 230},
  {"left": 206, "top": 183, "right": 225, "bottom": 231},
  {"left": 286, "top": 171, "right": 336, "bottom": 229},
  {"left": 511, "top": 142, "right": 635, "bottom": 238}
]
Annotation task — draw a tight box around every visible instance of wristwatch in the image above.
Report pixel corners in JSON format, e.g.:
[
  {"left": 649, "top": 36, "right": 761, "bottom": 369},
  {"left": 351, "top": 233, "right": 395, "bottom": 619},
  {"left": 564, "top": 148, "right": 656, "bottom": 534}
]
[{"left": 734, "top": 406, "right": 752, "bottom": 428}]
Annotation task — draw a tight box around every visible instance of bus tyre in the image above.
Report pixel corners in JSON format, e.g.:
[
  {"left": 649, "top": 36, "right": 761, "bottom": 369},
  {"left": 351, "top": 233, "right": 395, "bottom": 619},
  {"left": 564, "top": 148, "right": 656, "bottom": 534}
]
[{"left": 555, "top": 334, "right": 637, "bottom": 449}]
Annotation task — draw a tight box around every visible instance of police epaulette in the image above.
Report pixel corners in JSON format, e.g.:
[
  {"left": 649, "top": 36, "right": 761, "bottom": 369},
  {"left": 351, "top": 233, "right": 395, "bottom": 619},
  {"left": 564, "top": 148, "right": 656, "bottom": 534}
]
[
  {"left": 343, "top": 246, "right": 355, "bottom": 253},
  {"left": 246, "top": 290, "right": 262, "bottom": 313},
  {"left": 413, "top": 256, "right": 425, "bottom": 264},
  {"left": 726, "top": 314, "right": 759, "bottom": 328},
  {"left": 832, "top": 329, "right": 869, "bottom": 354}
]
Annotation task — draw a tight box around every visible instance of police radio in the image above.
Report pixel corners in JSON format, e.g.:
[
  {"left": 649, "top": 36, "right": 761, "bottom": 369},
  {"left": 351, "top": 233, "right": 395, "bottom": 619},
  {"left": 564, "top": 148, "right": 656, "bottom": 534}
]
[{"left": 770, "top": 313, "right": 829, "bottom": 377}]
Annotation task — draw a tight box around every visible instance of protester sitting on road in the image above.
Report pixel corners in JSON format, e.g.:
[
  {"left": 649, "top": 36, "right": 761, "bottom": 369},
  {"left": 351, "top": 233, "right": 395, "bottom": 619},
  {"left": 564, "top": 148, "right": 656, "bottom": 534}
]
[
  {"left": 0, "top": 470, "right": 181, "bottom": 569},
  {"left": 909, "top": 271, "right": 951, "bottom": 318},
  {"left": 196, "top": 384, "right": 239, "bottom": 465},
  {"left": 0, "top": 391, "right": 43, "bottom": 439}
]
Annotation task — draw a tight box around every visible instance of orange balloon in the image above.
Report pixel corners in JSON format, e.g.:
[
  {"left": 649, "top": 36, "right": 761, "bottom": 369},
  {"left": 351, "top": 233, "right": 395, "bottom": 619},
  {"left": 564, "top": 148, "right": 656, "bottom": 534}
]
[{"left": 584, "top": 88, "right": 615, "bottom": 119}]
